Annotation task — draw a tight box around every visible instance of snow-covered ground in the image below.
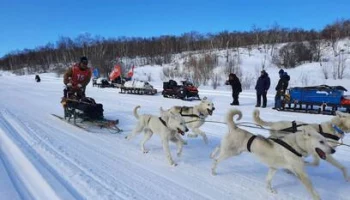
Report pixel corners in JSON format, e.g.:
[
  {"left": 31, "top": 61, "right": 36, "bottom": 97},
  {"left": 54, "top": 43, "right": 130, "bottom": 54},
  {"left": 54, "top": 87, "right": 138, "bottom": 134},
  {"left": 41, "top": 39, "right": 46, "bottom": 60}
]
[
  {"left": 1, "top": 39, "right": 350, "bottom": 200},
  {"left": 0, "top": 69, "right": 350, "bottom": 200}
]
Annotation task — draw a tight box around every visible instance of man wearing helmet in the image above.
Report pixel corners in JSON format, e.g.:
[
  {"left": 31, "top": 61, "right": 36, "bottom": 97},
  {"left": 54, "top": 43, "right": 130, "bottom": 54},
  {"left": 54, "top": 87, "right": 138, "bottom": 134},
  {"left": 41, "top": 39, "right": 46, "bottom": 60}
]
[{"left": 63, "top": 56, "right": 92, "bottom": 99}]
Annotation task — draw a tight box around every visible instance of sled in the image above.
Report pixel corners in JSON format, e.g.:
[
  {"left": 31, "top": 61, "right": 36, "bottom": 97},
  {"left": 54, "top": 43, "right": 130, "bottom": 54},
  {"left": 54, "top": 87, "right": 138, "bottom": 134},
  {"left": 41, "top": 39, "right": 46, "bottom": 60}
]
[
  {"left": 281, "top": 85, "right": 350, "bottom": 115},
  {"left": 54, "top": 97, "right": 122, "bottom": 134}
]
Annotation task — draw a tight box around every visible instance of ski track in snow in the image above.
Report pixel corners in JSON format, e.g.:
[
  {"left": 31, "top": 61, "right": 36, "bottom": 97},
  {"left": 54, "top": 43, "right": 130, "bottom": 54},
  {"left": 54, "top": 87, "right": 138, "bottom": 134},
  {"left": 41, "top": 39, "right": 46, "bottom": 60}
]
[{"left": 0, "top": 74, "right": 350, "bottom": 200}]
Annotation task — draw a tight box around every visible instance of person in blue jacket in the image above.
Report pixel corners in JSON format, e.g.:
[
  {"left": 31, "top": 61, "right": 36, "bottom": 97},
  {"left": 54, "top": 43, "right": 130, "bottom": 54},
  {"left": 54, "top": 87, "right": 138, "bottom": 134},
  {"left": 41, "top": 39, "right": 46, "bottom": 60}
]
[{"left": 255, "top": 70, "right": 270, "bottom": 108}]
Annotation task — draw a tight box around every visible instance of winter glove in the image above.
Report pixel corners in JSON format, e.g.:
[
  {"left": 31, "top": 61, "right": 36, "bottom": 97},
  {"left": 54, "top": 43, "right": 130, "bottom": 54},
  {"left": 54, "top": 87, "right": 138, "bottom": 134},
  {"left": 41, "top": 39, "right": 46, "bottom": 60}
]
[
  {"left": 77, "top": 84, "right": 82, "bottom": 88},
  {"left": 66, "top": 83, "right": 72, "bottom": 88}
]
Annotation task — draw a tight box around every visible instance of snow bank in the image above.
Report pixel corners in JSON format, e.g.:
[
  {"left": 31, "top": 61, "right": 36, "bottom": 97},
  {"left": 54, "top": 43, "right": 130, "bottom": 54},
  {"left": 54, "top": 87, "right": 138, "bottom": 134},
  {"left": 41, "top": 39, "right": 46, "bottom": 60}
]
[{"left": 0, "top": 113, "right": 60, "bottom": 200}]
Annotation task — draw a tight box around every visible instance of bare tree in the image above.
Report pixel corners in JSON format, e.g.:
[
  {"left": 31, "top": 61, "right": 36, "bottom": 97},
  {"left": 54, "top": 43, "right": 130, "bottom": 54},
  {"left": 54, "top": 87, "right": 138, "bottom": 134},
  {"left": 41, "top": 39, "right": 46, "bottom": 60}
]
[
  {"left": 320, "top": 60, "right": 330, "bottom": 79},
  {"left": 336, "top": 50, "right": 347, "bottom": 79},
  {"left": 211, "top": 73, "right": 221, "bottom": 89}
]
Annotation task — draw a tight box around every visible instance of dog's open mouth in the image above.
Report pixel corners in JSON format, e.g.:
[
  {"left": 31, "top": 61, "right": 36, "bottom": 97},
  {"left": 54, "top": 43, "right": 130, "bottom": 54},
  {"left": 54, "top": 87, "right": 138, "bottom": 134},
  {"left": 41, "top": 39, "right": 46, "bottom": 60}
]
[
  {"left": 315, "top": 148, "right": 326, "bottom": 160},
  {"left": 177, "top": 128, "right": 185, "bottom": 135},
  {"left": 207, "top": 108, "right": 213, "bottom": 116}
]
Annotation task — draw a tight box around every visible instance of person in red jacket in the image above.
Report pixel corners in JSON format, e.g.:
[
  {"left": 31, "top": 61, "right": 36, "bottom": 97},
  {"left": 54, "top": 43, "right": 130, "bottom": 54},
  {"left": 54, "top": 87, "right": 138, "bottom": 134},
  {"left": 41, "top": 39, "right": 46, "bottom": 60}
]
[{"left": 63, "top": 56, "right": 92, "bottom": 99}]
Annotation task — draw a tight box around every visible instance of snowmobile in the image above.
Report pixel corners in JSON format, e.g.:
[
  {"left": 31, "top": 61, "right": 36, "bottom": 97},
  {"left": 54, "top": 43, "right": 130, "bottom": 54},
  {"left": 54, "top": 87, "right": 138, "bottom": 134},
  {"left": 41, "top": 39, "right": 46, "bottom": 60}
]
[
  {"left": 162, "top": 80, "right": 200, "bottom": 100},
  {"left": 52, "top": 87, "right": 122, "bottom": 133},
  {"left": 120, "top": 80, "right": 157, "bottom": 95},
  {"left": 92, "top": 77, "right": 115, "bottom": 88}
]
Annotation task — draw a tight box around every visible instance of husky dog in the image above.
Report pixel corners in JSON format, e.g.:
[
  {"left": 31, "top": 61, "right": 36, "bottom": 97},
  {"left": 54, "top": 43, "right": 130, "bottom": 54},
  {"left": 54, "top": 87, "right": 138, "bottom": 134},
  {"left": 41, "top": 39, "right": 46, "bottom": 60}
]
[
  {"left": 211, "top": 109, "right": 335, "bottom": 200},
  {"left": 253, "top": 109, "right": 350, "bottom": 181},
  {"left": 166, "top": 97, "right": 215, "bottom": 144},
  {"left": 125, "top": 106, "right": 189, "bottom": 166}
]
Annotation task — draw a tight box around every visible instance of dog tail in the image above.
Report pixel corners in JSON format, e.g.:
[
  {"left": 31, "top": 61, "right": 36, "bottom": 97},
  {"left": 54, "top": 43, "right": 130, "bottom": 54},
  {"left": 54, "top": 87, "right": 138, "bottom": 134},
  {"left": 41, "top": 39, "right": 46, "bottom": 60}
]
[
  {"left": 226, "top": 109, "right": 242, "bottom": 130},
  {"left": 253, "top": 109, "right": 272, "bottom": 127},
  {"left": 133, "top": 105, "right": 141, "bottom": 119}
]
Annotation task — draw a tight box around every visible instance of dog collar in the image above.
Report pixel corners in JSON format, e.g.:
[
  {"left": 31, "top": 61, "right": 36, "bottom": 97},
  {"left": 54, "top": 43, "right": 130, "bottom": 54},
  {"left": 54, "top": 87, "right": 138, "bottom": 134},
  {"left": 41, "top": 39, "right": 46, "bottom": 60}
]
[{"left": 332, "top": 124, "right": 344, "bottom": 135}]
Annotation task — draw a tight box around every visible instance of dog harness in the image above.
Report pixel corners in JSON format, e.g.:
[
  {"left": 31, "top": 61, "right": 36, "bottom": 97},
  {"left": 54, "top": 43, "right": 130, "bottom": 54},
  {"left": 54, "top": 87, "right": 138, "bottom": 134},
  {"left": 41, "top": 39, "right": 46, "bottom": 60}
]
[
  {"left": 247, "top": 135, "right": 257, "bottom": 152},
  {"left": 159, "top": 117, "right": 167, "bottom": 127},
  {"left": 179, "top": 107, "right": 203, "bottom": 118},
  {"left": 246, "top": 135, "right": 302, "bottom": 157},
  {"left": 269, "top": 138, "right": 302, "bottom": 157},
  {"left": 318, "top": 125, "right": 341, "bottom": 141},
  {"left": 281, "top": 121, "right": 342, "bottom": 141},
  {"left": 280, "top": 121, "right": 308, "bottom": 133}
]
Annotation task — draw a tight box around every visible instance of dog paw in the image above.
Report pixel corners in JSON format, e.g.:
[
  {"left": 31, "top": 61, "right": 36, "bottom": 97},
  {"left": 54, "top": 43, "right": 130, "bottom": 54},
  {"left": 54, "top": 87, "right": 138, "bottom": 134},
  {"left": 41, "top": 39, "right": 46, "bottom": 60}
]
[
  {"left": 143, "top": 150, "right": 149, "bottom": 154},
  {"left": 211, "top": 170, "right": 217, "bottom": 176},
  {"left": 170, "top": 162, "right": 177, "bottom": 166},
  {"left": 203, "top": 137, "right": 208, "bottom": 145},
  {"left": 283, "top": 169, "right": 294, "bottom": 175},
  {"left": 187, "top": 134, "right": 198, "bottom": 138},
  {"left": 182, "top": 140, "right": 188, "bottom": 145},
  {"left": 313, "top": 193, "right": 321, "bottom": 200},
  {"left": 267, "top": 187, "right": 277, "bottom": 194},
  {"left": 177, "top": 152, "right": 182, "bottom": 157}
]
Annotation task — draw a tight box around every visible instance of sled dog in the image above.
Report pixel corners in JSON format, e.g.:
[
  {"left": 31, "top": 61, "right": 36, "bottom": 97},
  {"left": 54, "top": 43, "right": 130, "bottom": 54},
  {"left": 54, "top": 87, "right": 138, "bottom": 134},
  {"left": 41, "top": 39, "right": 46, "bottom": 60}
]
[
  {"left": 166, "top": 97, "right": 215, "bottom": 144},
  {"left": 253, "top": 109, "right": 350, "bottom": 181},
  {"left": 211, "top": 109, "right": 335, "bottom": 200},
  {"left": 125, "top": 105, "right": 189, "bottom": 166}
]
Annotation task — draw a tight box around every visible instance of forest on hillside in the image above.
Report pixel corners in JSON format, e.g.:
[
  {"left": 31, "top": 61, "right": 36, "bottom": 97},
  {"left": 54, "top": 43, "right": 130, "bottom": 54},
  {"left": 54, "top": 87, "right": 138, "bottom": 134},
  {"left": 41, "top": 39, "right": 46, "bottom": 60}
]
[{"left": 1, "top": 19, "right": 349, "bottom": 77}]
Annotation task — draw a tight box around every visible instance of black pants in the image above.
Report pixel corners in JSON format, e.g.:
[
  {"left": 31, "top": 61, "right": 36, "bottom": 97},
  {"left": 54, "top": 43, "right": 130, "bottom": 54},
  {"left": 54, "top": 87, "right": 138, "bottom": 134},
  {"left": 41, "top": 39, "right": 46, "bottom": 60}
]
[
  {"left": 256, "top": 91, "right": 267, "bottom": 107},
  {"left": 232, "top": 92, "right": 239, "bottom": 105},
  {"left": 64, "top": 87, "right": 86, "bottom": 99}
]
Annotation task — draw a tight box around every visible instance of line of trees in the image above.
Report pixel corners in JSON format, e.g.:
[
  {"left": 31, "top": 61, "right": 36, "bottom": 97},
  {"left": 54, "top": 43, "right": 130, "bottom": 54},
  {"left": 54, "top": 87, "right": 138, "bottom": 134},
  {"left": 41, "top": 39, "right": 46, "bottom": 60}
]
[{"left": 1, "top": 19, "right": 349, "bottom": 74}]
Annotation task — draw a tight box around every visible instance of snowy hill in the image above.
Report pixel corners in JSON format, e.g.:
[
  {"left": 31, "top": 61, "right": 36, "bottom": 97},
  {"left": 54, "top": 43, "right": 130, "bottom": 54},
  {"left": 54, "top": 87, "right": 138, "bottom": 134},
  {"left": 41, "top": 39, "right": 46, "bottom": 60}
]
[{"left": 128, "top": 38, "right": 350, "bottom": 94}]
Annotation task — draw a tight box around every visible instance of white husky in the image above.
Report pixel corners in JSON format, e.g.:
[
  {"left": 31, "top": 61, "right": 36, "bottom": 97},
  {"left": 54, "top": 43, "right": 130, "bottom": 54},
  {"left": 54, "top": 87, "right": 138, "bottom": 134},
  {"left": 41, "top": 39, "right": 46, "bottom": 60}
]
[
  {"left": 211, "top": 109, "right": 335, "bottom": 200},
  {"left": 166, "top": 97, "right": 215, "bottom": 144},
  {"left": 125, "top": 105, "right": 189, "bottom": 166},
  {"left": 253, "top": 109, "right": 350, "bottom": 181}
]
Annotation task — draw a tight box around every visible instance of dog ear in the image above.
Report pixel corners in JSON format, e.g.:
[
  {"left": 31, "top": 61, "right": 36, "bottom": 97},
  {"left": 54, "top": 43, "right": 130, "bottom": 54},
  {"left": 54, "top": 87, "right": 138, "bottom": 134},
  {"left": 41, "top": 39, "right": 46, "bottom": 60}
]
[
  {"left": 301, "top": 128, "right": 311, "bottom": 139},
  {"left": 335, "top": 111, "right": 350, "bottom": 118},
  {"left": 159, "top": 107, "right": 165, "bottom": 114}
]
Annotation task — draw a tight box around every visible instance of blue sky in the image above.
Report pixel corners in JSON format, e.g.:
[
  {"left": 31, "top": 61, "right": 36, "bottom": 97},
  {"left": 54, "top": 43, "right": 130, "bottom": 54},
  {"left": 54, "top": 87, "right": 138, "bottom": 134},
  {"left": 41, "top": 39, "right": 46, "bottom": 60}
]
[{"left": 1, "top": 0, "right": 349, "bottom": 58}]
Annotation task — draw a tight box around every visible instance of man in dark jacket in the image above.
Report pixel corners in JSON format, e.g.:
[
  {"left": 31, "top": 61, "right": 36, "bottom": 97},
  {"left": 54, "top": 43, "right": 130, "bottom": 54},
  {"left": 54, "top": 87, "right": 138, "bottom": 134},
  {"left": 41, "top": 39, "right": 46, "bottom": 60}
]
[
  {"left": 255, "top": 70, "right": 270, "bottom": 107},
  {"left": 225, "top": 73, "right": 242, "bottom": 105},
  {"left": 273, "top": 69, "right": 290, "bottom": 110}
]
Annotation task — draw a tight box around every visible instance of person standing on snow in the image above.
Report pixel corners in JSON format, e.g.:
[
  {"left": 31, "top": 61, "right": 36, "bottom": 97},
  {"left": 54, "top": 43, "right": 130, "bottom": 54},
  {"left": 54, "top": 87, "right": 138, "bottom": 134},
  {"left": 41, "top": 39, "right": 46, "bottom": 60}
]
[
  {"left": 255, "top": 70, "right": 270, "bottom": 108},
  {"left": 63, "top": 56, "right": 92, "bottom": 99},
  {"left": 225, "top": 73, "right": 242, "bottom": 105},
  {"left": 273, "top": 69, "right": 290, "bottom": 110}
]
